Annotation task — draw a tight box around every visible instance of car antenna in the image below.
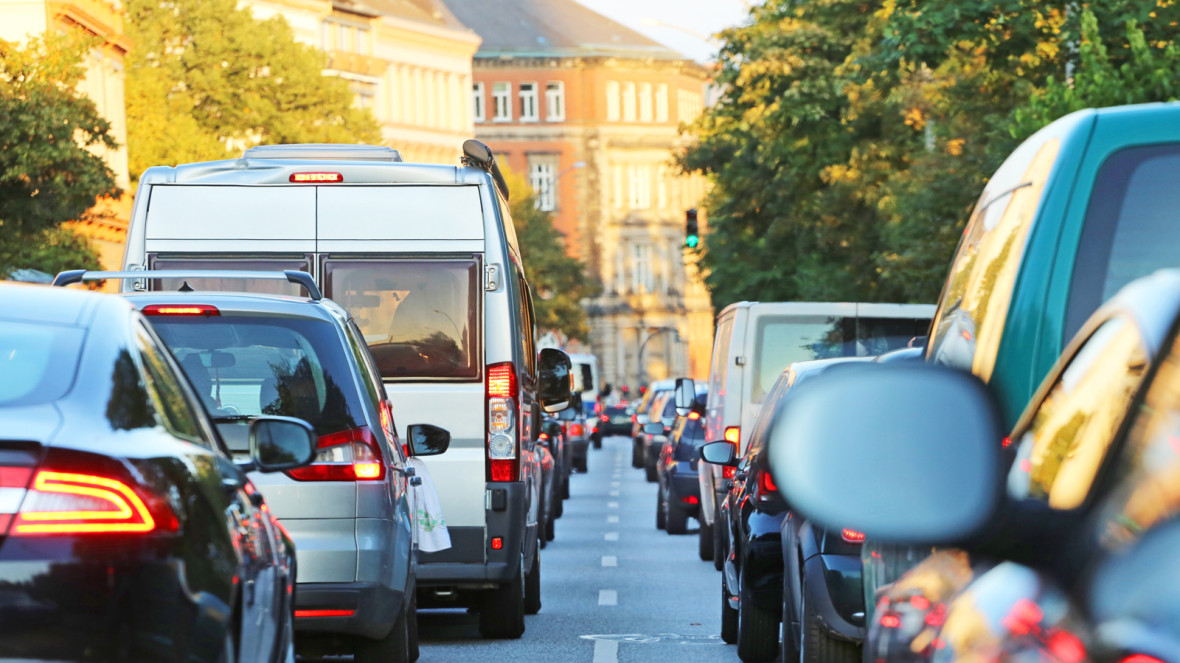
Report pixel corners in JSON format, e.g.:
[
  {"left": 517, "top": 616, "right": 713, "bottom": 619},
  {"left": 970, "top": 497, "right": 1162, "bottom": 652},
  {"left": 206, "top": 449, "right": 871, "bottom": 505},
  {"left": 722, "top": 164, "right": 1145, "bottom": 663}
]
[{"left": 179, "top": 281, "right": 194, "bottom": 292}]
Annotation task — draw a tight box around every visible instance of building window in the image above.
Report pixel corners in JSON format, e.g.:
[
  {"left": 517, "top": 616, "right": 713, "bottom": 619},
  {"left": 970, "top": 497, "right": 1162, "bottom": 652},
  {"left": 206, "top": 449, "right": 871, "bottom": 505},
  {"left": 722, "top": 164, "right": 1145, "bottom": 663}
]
[
  {"left": 519, "top": 82, "right": 539, "bottom": 122},
  {"left": 632, "top": 243, "right": 654, "bottom": 293},
  {"left": 622, "top": 82, "right": 637, "bottom": 122},
  {"left": 322, "top": 19, "right": 371, "bottom": 55},
  {"left": 656, "top": 84, "right": 669, "bottom": 122},
  {"left": 529, "top": 156, "right": 558, "bottom": 211},
  {"left": 606, "top": 81, "right": 620, "bottom": 121},
  {"left": 471, "top": 82, "right": 485, "bottom": 123},
  {"left": 639, "top": 83, "right": 653, "bottom": 122},
  {"left": 546, "top": 81, "right": 565, "bottom": 121},
  {"left": 656, "top": 165, "right": 668, "bottom": 210},
  {"left": 493, "top": 82, "right": 511, "bottom": 121},
  {"left": 628, "top": 165, "right": 651, "bottom": 209}
]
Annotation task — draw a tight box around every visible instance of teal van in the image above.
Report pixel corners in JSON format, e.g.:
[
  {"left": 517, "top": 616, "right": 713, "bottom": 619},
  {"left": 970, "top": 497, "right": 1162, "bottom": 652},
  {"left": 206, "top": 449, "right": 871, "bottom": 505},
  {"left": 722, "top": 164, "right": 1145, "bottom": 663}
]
[
  {"left": 865, "top": 102, "right": 1180, "bottom": 623},
  {"left": 927, "top": 102, "right": 1180, "bottom": 426}
]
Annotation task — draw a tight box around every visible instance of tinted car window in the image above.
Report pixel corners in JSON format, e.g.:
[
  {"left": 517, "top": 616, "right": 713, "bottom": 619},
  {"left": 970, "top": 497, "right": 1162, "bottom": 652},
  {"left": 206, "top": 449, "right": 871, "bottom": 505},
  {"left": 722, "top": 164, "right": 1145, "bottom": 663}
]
[
  {"left": 1092, "top": 324, "right": 1180, "bottom": 551},
  {"left": 0, "top": 322, "right": 83, "bottom": 406},
  {"left": 1067, "top": 144, "right": 1180, "bottom": 335},
  {"left": 323, "top": 259, "right": 479, "bottom": 381},
  {"left": 134, "top": 324, "right": 210, "bottom": 446},
  {"left": 150, "top": 315, "right": 368, "bottom": 450},
  {"left": 1007, "top": 316, "right": 1149, "bottom": 509}
]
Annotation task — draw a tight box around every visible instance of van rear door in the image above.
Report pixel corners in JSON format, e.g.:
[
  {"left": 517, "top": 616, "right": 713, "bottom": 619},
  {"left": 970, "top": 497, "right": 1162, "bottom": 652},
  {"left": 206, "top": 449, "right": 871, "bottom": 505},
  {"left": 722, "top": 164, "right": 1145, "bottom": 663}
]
[{"left": 144, "top": 185, "right": 316, "bottom": 253}]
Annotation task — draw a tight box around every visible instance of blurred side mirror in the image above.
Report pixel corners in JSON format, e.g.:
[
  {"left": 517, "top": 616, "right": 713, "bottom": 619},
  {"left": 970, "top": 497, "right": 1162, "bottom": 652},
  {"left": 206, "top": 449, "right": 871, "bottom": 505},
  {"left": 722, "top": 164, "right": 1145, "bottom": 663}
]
[
  {"left": 407, "top": 424, "right": 450, "bottom": 456},
  {"left": 250, "top": 416, "right": 316, "bottom": 472},
  {"left": 538, "top": 348, "right": 573, "bottom": 412},
  {"left": 643, "top": 421, "right": 664, "bottom": 435},
  {"left": 700, "top": 441, "right": 738, "bottom": 466},
  {"left": 674, "top": 378, "right": 696, "bottom": 416},
  {"left": 768, "top": 364, "right": 1003, "bottom": 545}
]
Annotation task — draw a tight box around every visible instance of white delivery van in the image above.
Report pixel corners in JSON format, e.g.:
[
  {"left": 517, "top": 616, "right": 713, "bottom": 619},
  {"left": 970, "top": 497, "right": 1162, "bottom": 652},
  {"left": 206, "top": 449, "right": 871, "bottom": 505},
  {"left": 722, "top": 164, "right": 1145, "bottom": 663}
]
[
  {"left": 696, "top": 302, "right": 934, "bottom": 565},
  {"left": 120, "top": 142, "right": 571, "bottom": 641}
]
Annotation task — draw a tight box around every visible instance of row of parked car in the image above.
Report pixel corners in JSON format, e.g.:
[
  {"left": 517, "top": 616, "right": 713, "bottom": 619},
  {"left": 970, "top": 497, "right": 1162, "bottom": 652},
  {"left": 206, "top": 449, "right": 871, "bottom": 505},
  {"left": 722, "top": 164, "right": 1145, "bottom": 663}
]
[
  {"left": 0, "top": 140, "right": 588, "bottom": 662},
  {"left": 632, "top": 101, "right": 1180, "bottom": 663}
]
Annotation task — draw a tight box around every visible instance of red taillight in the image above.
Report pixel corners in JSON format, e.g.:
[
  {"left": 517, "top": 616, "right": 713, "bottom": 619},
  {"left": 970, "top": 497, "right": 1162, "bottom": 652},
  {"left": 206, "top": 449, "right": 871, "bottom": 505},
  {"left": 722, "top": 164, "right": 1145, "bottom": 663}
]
[
  {"left": 631, "top": 414, "right": 637, "bottom": 423},
  {"left": 487, "top": 362, "right": 517, "bottom": 399},
  {"left": 491, "top": 536, "right": 503, "bottom": 550},
  {"left": 12, "top": 470, "right": 178, "bottom": 535},
  {"left": 489, "top": 459, "right": 518, "bottom": 482},
  {"left": 909, "top": 595, "right": 930, "bottom": 611},
  {"left": 723, "top": 466, "right": 736, "bottom": 479},
  {"left": 569, "top": 423, "right": 585, "bottom": 437},
  {"left": 880, "top": 613, "right": 901, "bottom": 628},
  {"left": 601, "top": 415, "right": 609, "bottom": 422},
  {"left": 1002, "top": 436, "right": 1013, "bottom": 448},
  {"left": 289, "top": 172, "right": 343, "bottom": 183},
  {"left": 295, "top": 609, "right": 354, "bottom": 618},
  {"left": 286, "top": 426, "right": 385, "bottom": 481},
  {"left": 688, "top": 411, "right": 701, "bottom": 420},
  {"left": 759, "top": 471, "right": 777, "bottom": 494},
  {"left": 724, "top": 426, "right": 740, "bottom": 445},
  {"left": 681, "top": 495, "right": 699, "bottom": 504},
  {"left": 1121, "top": 656, "right": 1166, "bottom": 663},
  {"left": 539, "top": 432, "right": 549, "bottom": 441},
  {"left": 141, "top": 304, "right": 220, "bottom": 317},
  {"left": 1046, "top": 630, "right": 1086, "bottom": 663},
  {"left": 925, "top": 602, "right": 947, "bottom": 627},
  {"left": 841, "top": 528, "right": 866, "bottom": 544}
]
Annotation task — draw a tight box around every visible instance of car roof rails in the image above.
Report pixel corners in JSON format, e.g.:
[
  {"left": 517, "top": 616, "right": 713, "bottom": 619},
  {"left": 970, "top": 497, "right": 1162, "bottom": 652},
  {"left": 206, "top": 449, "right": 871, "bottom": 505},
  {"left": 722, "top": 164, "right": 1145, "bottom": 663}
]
[
  {"left": 242, "top": 143, "right": 403, "bottom": 162},
  {"left": 51, "top": 269, "right": 323, "bottom": 301},
  {"left": 461, "top": 139, "right": 510, "bottom": 201}
]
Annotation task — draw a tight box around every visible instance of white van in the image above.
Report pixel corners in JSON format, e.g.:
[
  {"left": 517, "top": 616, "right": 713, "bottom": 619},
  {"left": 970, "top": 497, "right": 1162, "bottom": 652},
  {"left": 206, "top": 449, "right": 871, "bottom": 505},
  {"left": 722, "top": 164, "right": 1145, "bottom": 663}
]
[
  {"left": 697, "top": 302, "right": 934, "bottom": 564},
  {"left": 120, "top": 142, "right": 571, "bottom": 641}
]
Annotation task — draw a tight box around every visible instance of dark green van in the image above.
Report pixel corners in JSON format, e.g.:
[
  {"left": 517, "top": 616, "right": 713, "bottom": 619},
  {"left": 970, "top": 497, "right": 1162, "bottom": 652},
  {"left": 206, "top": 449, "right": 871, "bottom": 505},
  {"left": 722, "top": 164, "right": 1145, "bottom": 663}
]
[{"left": 927, "top": 102, "right": 1180, "bottom": 426}]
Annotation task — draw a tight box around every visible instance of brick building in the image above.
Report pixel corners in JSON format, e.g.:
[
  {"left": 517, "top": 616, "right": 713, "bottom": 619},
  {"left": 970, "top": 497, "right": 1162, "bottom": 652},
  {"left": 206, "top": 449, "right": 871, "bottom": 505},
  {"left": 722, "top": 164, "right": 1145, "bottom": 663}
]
[{"left": 445, "top": 0, "right": 714, "bottom": 388}]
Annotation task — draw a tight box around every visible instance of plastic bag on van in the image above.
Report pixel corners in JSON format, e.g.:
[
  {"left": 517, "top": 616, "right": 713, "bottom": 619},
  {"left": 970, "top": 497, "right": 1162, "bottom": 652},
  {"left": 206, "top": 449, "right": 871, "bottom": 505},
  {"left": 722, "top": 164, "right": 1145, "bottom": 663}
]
[{"left": 407, "top": 458, "right": 451, "bottom": 552}]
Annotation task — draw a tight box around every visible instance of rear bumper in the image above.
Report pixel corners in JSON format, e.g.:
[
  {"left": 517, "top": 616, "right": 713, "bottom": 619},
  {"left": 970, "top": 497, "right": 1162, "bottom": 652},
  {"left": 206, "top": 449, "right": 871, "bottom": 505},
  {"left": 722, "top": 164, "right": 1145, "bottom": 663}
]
[
  {"left": 295, "top": 581, "right": 405, "bottom": 640},
  {"left": 666, "top": 467, "right": 701, "bottom": 516},
  {"left": 0, "top": 553, "right": 230, "bottom": 663},
  {"left": 644, "top": 440, "right": 666, "bottom": 463},
  {"left": 417, "top": 482, "right": 529, "bottom": 590},
  {"left": 803, "top": 554, "right": 866, "bottom": 643},
  {"left": 567, "top": 437, "right": 589, "bottom": 461}
]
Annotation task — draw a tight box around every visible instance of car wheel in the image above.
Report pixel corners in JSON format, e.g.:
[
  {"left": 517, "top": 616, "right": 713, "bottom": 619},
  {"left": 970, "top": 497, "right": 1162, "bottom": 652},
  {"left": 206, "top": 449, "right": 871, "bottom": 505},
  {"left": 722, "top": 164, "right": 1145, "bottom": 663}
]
[
  {"left": 721, "top": 579, "right": 738, "bottom": 645},
  {"left": 667, "top": 502, "right": 688, "bottom": 535},
  {"left": 524, "top": 553, "right": 542, "bottom": 615},
  {"left": 561, "top": 474, "right": 570, "bottom": 499},
  {"left": 592, "top": 434, "right": 602, "bottom": 449},
  {"left": 801, "top": 591, "right": 860, "bottom": 663},
  {"left": 632, "top": 441, "right": 643, "bottom": 468},
  {"left": 713, "top": 502, "right": 727, "bottom": 572},
  {"left": 577, "top": 457, "right": 588, "bottom": 473},
  {"left": 478, "top": 559, "right": 526, "bottom": 639},
  {"left": 781, "top": 575, "right": 799, "bottom": 663},
  {"left": 644, "top": 460, "right": 658, "bottom": 483},
  {"left": 737, "top": 569, "right": 780, "bottom": 662},
  {"left": 217, "top": 625, "right": 236, "bottom": 663},
  {"left": 656, "top": 488, "right": 667, "bottom": 530},
  {"left": 408, "top": 590, "right": 420, "bottom": 663},
  {"left": 545, "top": 511, "right": 556, "bottom": 541},
  {"left": 354, "top": 600, "right": 410, "bottom": 663},
  {"left": 699, "top": 518, "right": 714, "bottom": 561}
]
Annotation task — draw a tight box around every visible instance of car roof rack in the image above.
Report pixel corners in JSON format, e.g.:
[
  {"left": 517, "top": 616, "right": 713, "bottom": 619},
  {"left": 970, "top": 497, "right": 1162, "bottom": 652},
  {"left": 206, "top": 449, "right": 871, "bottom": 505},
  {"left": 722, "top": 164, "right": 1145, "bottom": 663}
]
[
  {"left": 51, "top": 269, "right": 323, "bottom": 301},
  {"left": 242, "top": 143, "right": 403, "bottom": 162}
]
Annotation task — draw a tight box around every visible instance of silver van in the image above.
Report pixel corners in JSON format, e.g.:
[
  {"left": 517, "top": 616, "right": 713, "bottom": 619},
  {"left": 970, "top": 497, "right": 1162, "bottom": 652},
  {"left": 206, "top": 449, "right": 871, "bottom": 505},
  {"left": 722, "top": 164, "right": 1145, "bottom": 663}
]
[
  {"left": 120, "top": 142, "right": 572, "bottom": 639},
  {"left": 697, "top": 302, "right": 934, "bottom": 566}
]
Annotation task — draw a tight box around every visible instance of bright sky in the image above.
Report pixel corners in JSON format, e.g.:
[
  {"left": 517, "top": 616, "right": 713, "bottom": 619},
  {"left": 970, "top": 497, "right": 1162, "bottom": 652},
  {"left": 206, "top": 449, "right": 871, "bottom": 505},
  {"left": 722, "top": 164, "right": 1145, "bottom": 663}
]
[{"left": 573, "top": 0, "right": 752, "bottom": 63}]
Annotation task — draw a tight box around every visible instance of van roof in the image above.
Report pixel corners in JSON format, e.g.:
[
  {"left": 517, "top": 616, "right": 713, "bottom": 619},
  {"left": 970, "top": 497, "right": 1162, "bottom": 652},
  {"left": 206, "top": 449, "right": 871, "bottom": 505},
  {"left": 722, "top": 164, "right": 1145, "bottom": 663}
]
[
  {"left": 137, "top": 155, "right": 490, "bottom": 188},
  {"left": 715, "top": 301, "right": 936, "bottom": 320}
]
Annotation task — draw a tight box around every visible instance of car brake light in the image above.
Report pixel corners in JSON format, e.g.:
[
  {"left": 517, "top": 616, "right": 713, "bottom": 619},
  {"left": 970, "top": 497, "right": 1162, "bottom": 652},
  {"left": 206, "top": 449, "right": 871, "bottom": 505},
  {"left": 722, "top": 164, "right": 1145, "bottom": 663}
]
[
  {"left": 12, "top": 470, "right": 179, "bottom": 535},
  {"left": 681, "top": 495, "right": 699, "bottom": 504},
  {"left": 569, "top": 422, "right": 585, "bottom": 438},
  {"left": 601, "top": 415, "right": 609, "bottom": 422},
  {"left": 487, "top": 362, "right": 519, "bottom": 482},
  {"left": 295, "top": 609, "right": 354, "bottom": 618},
  {"left": 1121, "top": 656, "right": 1165, "bottom": 663},
  {"left": 141, "top": 304, "right": 220, "bottom": 317},
  {"left": 880, "top": 613, "right": 901, "bottom": 628},
  {"left": 286, "top": 426, "right": 385, "bottom": 481},
  {"left": 723, "top": 466, "right": 736, "bottom": 479},
  {"left": 724, "top": 427, "right": 740, "bottom": 445},
  {"left": 1046, "top": 630, "right": 1086, "bottom": 663},
  {"left": 759, "top": 471, "right": 777, "bottom": 494},
  {"left": 631, "top": 414, "right": 637, "bottom": 423},
  {"left": 841, "top": 528, "right": 866, "bottom": 543},
  {"left": 688, "top": 411, "right": 701, "bottom": 420},
  {"left": 289, "top": 172, "right": 343, "bottom": 183}
]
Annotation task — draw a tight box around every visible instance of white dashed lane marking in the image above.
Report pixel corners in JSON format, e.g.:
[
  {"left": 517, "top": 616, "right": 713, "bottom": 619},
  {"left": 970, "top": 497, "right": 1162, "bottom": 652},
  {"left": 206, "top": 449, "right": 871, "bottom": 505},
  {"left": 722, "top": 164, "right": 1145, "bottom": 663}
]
[
  {"left": 606, "top": 515, "right": 619, "bottom": 523},
  {"left": 593, "top": 638, "right": 619, "bottom": 663},
  {"left": 602, "top": 555, "right": 617, "bottom": 567},
  {"left": 598, "top": 589, "right": 618, "bottom": 606},
  {"left": 604, "top": 532, "right": 619, "bottom": 541}
]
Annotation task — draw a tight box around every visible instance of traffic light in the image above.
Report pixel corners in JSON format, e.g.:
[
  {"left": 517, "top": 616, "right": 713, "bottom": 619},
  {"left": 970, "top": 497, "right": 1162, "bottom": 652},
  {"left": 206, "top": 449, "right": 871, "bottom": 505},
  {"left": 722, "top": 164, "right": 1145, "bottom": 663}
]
[{"left": 685, "top": 208, "right": 699, "bottom": 248}]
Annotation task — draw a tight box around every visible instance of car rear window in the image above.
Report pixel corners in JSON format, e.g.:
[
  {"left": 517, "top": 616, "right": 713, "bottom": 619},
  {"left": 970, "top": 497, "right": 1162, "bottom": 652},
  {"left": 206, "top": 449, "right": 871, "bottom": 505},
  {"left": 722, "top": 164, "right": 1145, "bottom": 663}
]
[
  {"left": 148, "top": 315, "right": 367, "bottom": 450},
  {"left": 0, "top": 322, "right": 84, "bottom": 406},
  {"left": 323, "top": 259, "right": 479, "bottom": 381},
  {"left": 752, "top": 315, "right": 930, "bottom": 403}
]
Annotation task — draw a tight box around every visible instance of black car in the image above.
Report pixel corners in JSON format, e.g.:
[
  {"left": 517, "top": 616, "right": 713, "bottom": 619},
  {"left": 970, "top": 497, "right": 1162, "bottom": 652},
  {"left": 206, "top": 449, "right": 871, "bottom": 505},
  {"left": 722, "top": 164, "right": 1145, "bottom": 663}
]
[
  {"left": 598, "top": 402, "right": 632, "bottom": 437},
  {"left": 767, "top": 269, "right": 1180, "bottom": 663},
  {"left": 643, "top": 392, "right": 678, "bottom": 482},
  {"left": 655, "top": 393, "right": 707, "bottom": 535},
  {"left": 0, "top": 283, "right": 315, "bottom": 662},
  {"left": 540, "top": 417, "right": 569, "bottom": 503},
  {"left": 554, "top": 400, "right": 590, "bottom": 473}
]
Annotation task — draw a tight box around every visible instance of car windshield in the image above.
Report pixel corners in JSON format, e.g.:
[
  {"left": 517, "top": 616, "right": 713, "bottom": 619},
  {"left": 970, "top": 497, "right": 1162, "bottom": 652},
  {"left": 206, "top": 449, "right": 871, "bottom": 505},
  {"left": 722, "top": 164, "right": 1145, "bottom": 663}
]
[
  {"left": 323, "top": 259, "right": 479, "bottom": 381},
  {"left": 148, "top": 314, "right": 368, "bottom": 451},
  {"left": 0, "top": 321, "right": 84, "bottom": 407}
]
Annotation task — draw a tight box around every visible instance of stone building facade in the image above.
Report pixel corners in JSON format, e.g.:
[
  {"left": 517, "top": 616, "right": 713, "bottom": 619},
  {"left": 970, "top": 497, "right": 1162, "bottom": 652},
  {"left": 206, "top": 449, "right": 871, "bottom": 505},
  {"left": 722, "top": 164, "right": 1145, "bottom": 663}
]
[{"left": 445, "top": 0, "right": 714, "bottom": 388}]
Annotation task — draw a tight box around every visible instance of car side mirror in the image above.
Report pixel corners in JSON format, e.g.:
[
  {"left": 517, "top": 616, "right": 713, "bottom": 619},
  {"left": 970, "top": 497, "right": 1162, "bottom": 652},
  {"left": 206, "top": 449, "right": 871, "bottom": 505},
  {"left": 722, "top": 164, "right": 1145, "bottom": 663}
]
[
  {"left": 700, "top": 441, "right": 738, "bottom": 466},
  {"left": 643, "top": 421, "right": 664, "bottom": 435},
  {"left": 674, "top": 378, "right": 696, "bottom": 416},
  {"left": 407, "top": 424, "right": 450, "bottom": 456},
  {"left": 767, "top": 363, "right": 1004, "bottom": 545},
  {"left": 249, "top": 416, "right": 316, "bottom": 472},
  {"left": 538, "top": 348, "right": 573, "bottom": 412}
]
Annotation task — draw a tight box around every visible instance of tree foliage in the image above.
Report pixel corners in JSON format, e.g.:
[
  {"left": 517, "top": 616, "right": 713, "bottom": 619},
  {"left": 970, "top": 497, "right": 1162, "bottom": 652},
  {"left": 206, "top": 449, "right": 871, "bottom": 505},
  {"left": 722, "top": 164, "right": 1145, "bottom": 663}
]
[
  {"left": 502, "top": 166, "right": 600, "bottom": 342},
  {"left": 685, "top": 0, "right": 1180, "bottom": 309},
  {"left": 125, "top": 0, "right": 380, "bottom": 180},
  {"left": 0, "top": 34, "right": 117, "bottom": 277}
]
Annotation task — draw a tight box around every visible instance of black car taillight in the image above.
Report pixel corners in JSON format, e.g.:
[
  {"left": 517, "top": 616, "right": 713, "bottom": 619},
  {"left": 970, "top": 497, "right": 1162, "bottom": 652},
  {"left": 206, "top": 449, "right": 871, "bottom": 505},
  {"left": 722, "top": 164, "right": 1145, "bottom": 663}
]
[
  {"left": 487, "top": 362, "right": 519, "bottom": 482},
  {"left": 286, "top": 426, "right": 385, "bottom": 481}
]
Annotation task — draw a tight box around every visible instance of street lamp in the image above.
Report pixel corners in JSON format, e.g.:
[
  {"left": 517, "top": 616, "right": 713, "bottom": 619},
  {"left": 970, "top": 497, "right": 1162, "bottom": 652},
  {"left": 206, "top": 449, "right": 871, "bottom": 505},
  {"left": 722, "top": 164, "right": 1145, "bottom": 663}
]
[{"left": 637, "top": 326, "right": 680, "bottom": 388}]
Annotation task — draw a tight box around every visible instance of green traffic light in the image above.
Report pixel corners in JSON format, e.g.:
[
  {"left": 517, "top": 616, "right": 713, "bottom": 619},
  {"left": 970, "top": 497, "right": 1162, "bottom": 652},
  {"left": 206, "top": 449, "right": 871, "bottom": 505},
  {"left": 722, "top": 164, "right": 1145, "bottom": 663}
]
[{"left": 686, "top": 235, "right": 700, "bottom": 248}]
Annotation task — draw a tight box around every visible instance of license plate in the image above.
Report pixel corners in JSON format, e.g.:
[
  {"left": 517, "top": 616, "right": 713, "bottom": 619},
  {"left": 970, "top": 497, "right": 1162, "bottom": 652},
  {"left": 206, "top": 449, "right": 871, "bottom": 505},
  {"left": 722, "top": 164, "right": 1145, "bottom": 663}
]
[{"left": 612, "top": 416, "right": 629, "bottom": 423}]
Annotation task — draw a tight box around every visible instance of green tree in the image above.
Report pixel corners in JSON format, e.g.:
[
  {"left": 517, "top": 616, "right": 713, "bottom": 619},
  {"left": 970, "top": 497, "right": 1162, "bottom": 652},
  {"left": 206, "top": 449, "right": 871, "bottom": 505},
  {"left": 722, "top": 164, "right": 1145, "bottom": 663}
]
[
  {"left": 0, "top": 34, "right": 117, "bottom": 277},
  {"left": 501, "top": 166, "right": 600, "bottom": 342},
  {"left": 125, "top": 0, "right": 380, "bottom": 180}
]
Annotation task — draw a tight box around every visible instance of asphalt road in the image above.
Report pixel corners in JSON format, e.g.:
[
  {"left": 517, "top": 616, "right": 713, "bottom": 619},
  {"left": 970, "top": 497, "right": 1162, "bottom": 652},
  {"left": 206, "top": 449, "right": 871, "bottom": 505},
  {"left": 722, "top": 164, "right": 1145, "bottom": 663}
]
[{"left": 414, "top": 434, "right": 743, "bottom": 663}]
